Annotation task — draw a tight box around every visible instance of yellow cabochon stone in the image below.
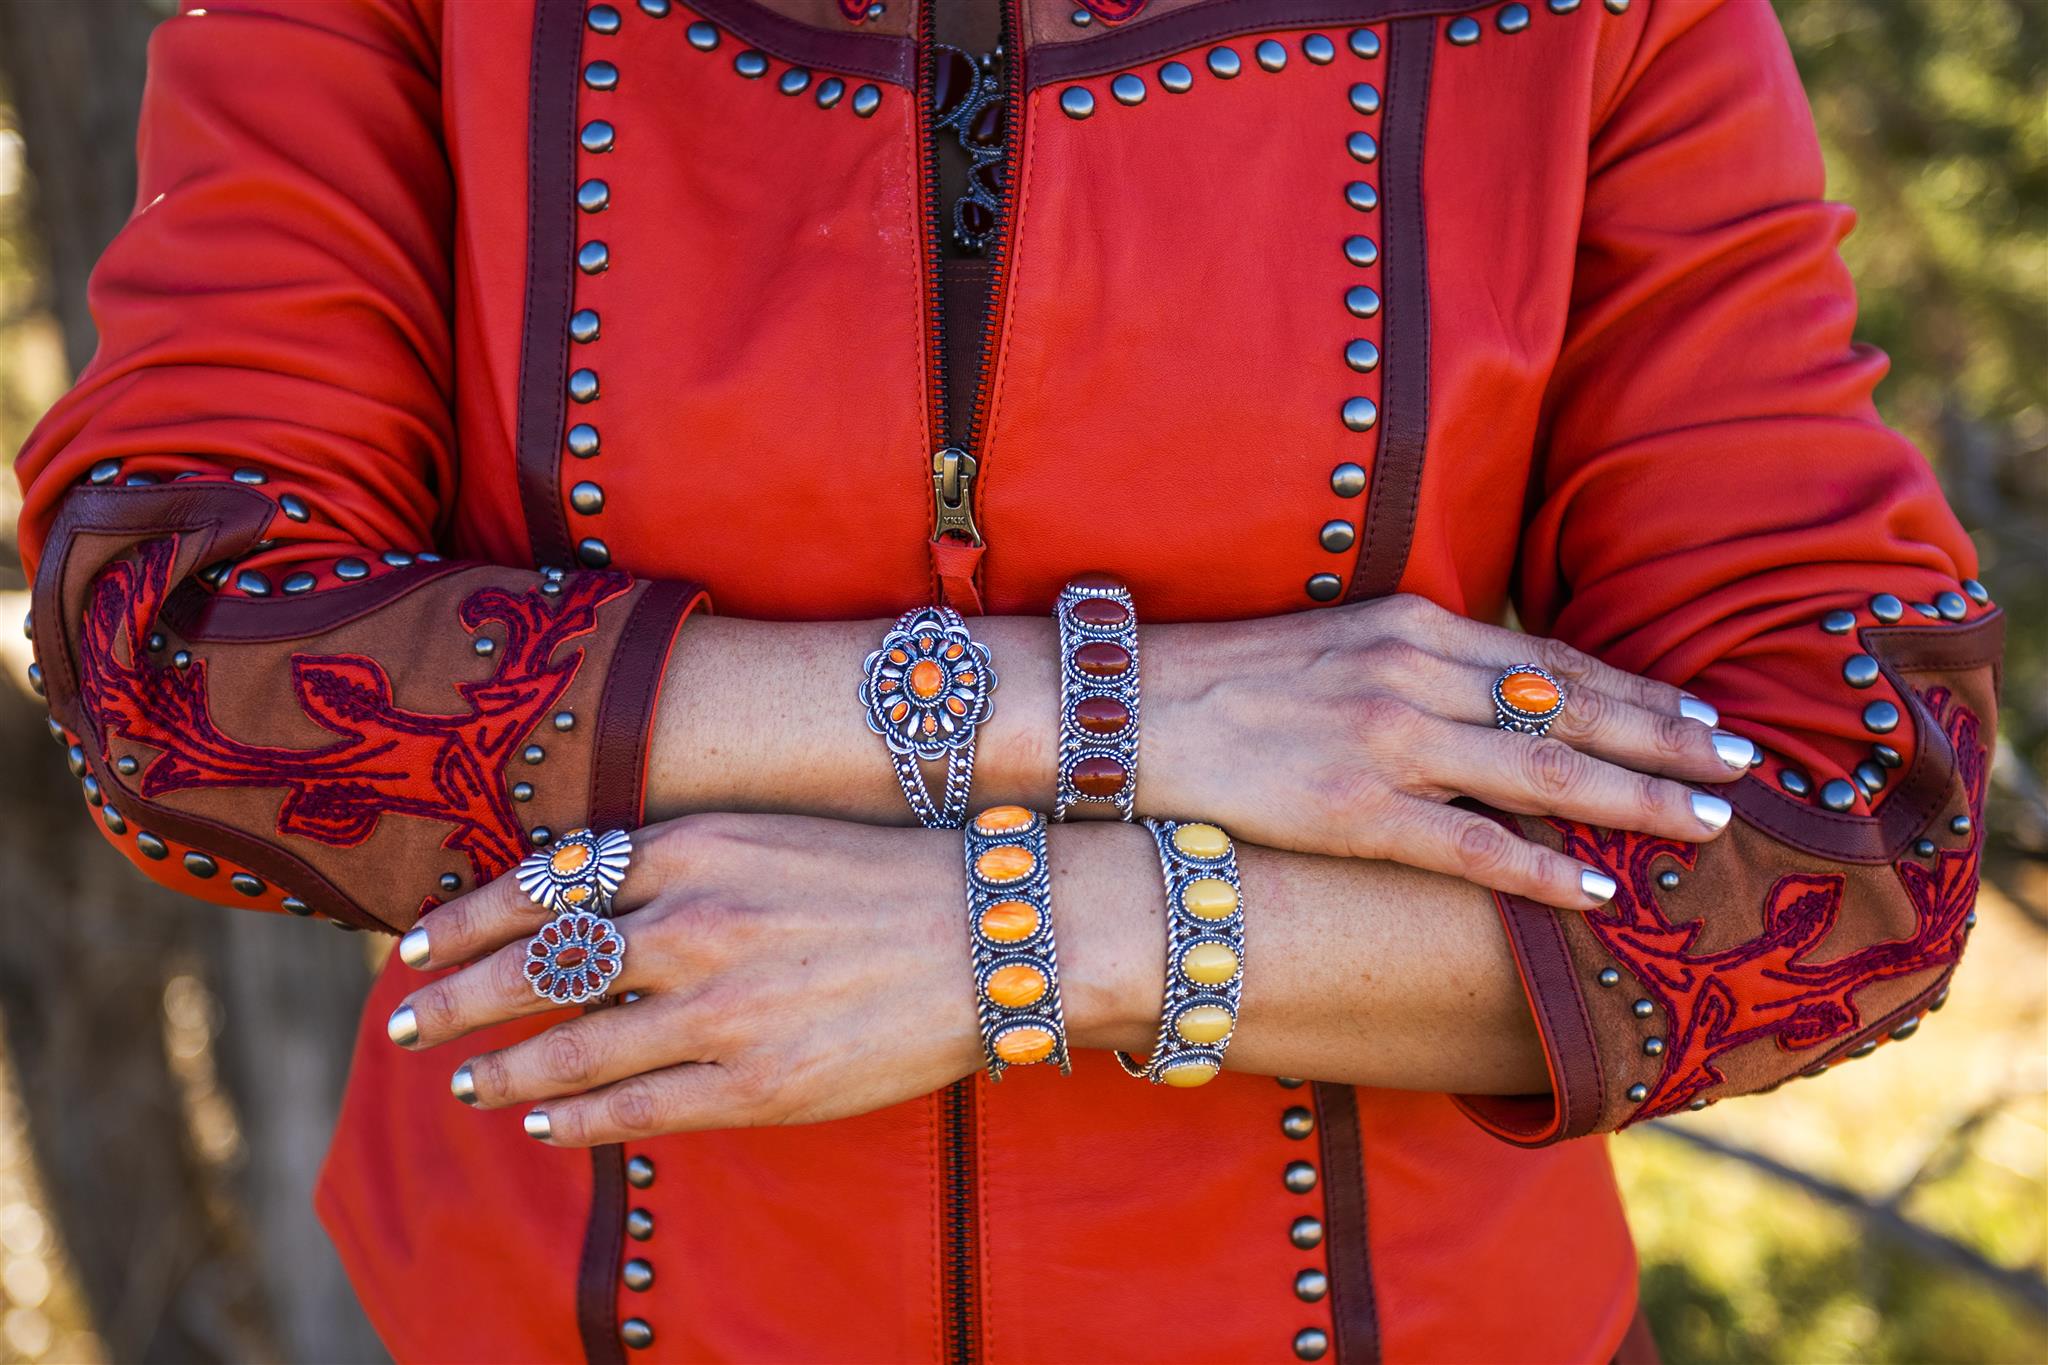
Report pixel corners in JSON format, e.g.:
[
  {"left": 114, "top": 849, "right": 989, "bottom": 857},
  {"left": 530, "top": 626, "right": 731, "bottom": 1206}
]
[
  {"left": 1174, "top": 1004, "right": 1235, "bottom": 1044},
  {"left": 986, "top": 963, "right": 1048, "bottom": 1008},
  {"left": 1171, "top": 822, "right": 1231, "bottom": 860},
  {"left": 1180, "top": 942, "right": 1240, "bottom": 986},
  {"left": 1181, "top": 877, "right": 1238, "bottom": 920},
  {"left": 993, "top": 1026, "right": 1055, "bottom": 1065},
  {"left": 1160, "top": 1058, "right": 1221, "bottom": 1088}
]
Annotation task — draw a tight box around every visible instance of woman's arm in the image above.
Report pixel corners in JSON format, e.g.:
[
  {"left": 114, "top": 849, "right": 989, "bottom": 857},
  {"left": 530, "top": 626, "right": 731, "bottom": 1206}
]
[{"left": 387, "top": 811, "right": 1543, "bottom": 1146}]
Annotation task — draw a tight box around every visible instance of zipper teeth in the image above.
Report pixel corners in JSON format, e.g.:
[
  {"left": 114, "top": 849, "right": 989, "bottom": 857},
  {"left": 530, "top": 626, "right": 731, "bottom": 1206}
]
[
  {"left": 917, "top": 0, "right": 951, "bottom": 453},
  {"left": 942, "top": 1081, "right": 979, "bottom": 1365},
  {"left": 961, "top": 0, "right": 1023, "bottom": 461}
]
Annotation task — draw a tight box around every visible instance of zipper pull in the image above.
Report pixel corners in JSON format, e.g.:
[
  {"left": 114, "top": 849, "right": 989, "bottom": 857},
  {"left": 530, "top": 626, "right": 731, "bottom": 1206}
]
[{"left": 931, "top": 445, "right": 982, "bottom": 545}]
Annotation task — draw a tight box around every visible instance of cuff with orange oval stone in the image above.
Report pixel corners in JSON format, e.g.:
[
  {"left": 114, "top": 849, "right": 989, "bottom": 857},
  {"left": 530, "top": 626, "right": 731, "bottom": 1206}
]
[
  {"left": 1116, "top": 818, "right": 1245, "bottom": 1088},
  {"left": 1054, "top": 573, "right": 1141, "bottom": 821},
  {"left": 962, "top": 806, "right": 1073, "bottom": 1079}
]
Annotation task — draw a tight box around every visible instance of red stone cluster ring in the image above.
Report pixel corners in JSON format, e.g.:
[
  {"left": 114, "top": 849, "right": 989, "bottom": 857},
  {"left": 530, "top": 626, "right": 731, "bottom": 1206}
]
[{"left": 1493, "top": 664, "right": 1567, "bottom": 736}]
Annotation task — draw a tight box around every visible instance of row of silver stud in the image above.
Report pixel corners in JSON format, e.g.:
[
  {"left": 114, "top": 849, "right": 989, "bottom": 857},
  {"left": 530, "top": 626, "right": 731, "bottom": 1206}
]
[
  {"left": 621, "top": 1150, "right": 656, "bottom": 1349},
  {"left": 1445, "top": 0, "right": 1630, "bottom": 49},
  {"left": 1275, "top": 1080, "right": 1331, "bottom": 1359},
  {"left": 1057, "top": 27, "right": 1374, "bottom": 120}
]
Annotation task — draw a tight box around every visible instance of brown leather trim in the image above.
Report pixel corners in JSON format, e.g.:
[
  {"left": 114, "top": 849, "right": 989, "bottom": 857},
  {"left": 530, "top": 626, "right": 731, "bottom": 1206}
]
[
  {"left": 1313, "top": 1083, "right": 1380, "bottom": 1363},
  {"left": 690, "top": 0, "right": 916, "bottom": 85},
  {"left": 162, "top": 562, "right": 468, "bottom": 643},
  {"left": 1726, "top": 611, "right": 2004, "bottom": 864},
  {"left": 1029, "top": 0, "right": 1483, "bottom": 85},
  {"left": 588, "top": 580, "right": 702, "bottom": 828},
  {"left": 1458, "top": 890, "right": 1605, "bottom": 1145},
  {"left": 1344, "top": 14, "right": 1432, "bottom": 603},
  {"left": 515, "top": 0, "right": 583, "bottom": 569},
  {"left": 576, "top": 1144, "right": 628, "bottom": 1365}
]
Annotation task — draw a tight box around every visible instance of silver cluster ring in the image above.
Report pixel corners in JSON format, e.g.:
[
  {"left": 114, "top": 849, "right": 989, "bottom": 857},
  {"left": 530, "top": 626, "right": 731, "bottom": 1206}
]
[
  {"left": 1491, "top": 664, "right": 1567, "bottom": 737},
  {"left": 514, "top": 827, "right": 631, "bottom": 1004},
  {"left": 1053, "top": 573, "right": 1140, "bottom": 821},
  {"left": 1117, "top": 819, "right": 1244, "bottom": 1089},
  {"left": 859, "top": 605, "right": 997, "bottom": 829}
]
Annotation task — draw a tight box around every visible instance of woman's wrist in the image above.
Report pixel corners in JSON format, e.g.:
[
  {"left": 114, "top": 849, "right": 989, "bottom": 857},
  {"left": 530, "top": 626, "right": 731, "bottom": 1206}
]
[{"left": 1040, "top": 821, "right": 1165, "bottom": 1055}]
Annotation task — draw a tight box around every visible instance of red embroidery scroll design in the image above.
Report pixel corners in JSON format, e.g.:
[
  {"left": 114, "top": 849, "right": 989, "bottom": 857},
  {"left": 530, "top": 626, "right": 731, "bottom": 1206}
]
[
  {"left": 1078, "top": 0, "right": 1151, "bottom": 19},
  {"left": 1562, "top": 687, "right": 1983, "bottom": 1120},
  {"left": 79, "top": 539, "right": 630, "bottom": 889}
]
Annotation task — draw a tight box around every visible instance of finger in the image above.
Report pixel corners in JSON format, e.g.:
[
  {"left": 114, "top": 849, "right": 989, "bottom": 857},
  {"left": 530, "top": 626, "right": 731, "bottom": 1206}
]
[
  {"left": 1418, "top": 720, "right": 1735, "bottom": 844},
  {"left": 388, "top": 918, "right": 648, "bottom": 1050},
  {"left": 455, "top": 995, "right": 698, "bottom": 1110},
  {"left": 521, "top": 1063, "right": 739, "bottom": 1147},
  {"left": 1422, "top": 672, "right": 1755, "bottom": 785},
  {"left": 1391, "top": 798, "right": 1625, "bottom": 911},
  {"left": 1424, "top": 613, "right": 1704, "bottom": 721}
]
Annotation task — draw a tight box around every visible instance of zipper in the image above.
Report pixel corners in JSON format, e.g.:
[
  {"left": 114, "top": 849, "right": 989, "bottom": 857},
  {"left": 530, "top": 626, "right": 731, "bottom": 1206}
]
[
  {"left": 919, "top": 0, "right": 1024, "bottom": 578},
  {"left": 938, "top": 1079, "right": 981, "bottom": 1365}
]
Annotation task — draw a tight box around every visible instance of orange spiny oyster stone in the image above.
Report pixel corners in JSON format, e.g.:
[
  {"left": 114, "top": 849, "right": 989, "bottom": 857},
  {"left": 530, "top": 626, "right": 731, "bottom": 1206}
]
[
  {"left": 993, "top": 1025, "right": 1055, "bottom": 1065},
  {"left": 979, "top": 900, "right": 1041, "bottom": 942},
  {"left": 550, "top": 842, "right": 592, "bottom": 874},
  {"left": 974, "top": 805, "right": 1035, "bottom": 834},
  {"left": 986, "top": 963, "right": 1048, "bottom": 1008},
  {"left": 976, "top": 844, "right": 1037, "bottom": 883},
  {"left": 909, "top": 659, "right": 946, "bottom": 698},
  {"left": 1500, "top": 669, "right": 1561, "bottom": 714}
]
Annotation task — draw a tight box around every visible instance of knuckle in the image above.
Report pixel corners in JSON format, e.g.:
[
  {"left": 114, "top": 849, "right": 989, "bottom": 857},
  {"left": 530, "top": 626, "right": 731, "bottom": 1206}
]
[
  {"left": 604, "top": 1077, "right": 665, "bottom": 1136},
  {"left": 492, "top": 945, "right": 534, "bottom": 1001},
  {"left": 1534, "top": 636, "right": 1593, "bottom": 685},
  {"left": 1451, "top": 816, "right": 1517, "bottom": 877},
  {"left": 1350, "top": 693, "right": 1419, "bottom": 742},
  {"left": 409, "top": 986, "right": 456, "bottom": 1037},
  {"left": 1650, "top": 714, "right": 1697, "bottom": 765},
  {"left": 722, "top": 1052, "right": 780, "bottom": 1110},
  {"left": 1524, "top": 737, "right": 1583, "bottom": 803},
  {"left": 539, "top": 1025, "right": 603, "bottom": 1088}
]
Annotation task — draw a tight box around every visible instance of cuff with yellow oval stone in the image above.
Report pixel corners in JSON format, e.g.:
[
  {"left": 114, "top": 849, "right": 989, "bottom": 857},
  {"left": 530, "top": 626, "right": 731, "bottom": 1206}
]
[{"left": 1116, "top": 818, "right": 1245, "bottom": 1087}]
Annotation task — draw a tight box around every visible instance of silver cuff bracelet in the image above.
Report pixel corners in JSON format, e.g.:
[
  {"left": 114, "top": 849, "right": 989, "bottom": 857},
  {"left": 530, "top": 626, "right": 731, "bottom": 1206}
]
[
  {"left": 1117, "top": 818, "right": 1245, "bottom": 1088},
  {"left": 1053, "top": 573, "right": 1140, "bottom": 821},
  {"left": 859, "top": 605, "right": 997, "bottom": 829}
]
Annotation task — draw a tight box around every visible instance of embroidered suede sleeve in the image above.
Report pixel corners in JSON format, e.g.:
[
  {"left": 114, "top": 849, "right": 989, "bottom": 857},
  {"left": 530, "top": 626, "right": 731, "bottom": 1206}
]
[
  {"left": 1458, "top": 0, "right": 2001, "bottom": 1144},
  {"left": 14, "top": 1, "right": 706, "bottom": 933}
]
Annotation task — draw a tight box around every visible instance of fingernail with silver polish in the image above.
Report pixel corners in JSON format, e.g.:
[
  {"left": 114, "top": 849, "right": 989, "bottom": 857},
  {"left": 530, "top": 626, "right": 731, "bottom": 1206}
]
[
  {"left": 451, "top": 1062, "right": 478, "bottom": 1106},
  {"left": 385, "top": 1003, "right": 420, "bottom": 1048},
  {"left": 1691, "top": 792, "right": 1734, "bottom": 832},
  {"left": 1678, "top": 695, "right": 1719, "bottom": 727},
  {"left": 398, "top": 925, "right": 431, "bottom": 970},
  {"left": 1710, "top": 731, "right": 1758, "bottom": 769},
  {"left": 523, "top": 1110, "right": 552, "bottom": 1141},
  {"left": 1581, "top": 869, "right": 1618, "bottom": 904}
]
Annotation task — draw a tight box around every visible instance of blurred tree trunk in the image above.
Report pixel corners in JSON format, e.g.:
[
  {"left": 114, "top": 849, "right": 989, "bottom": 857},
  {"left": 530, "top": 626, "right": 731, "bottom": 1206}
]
[{"left": 0, "top": 2, "right": 383, "bottom": 1361}]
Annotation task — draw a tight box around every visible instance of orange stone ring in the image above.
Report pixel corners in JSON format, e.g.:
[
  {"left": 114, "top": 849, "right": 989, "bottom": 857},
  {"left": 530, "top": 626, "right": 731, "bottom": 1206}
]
[
  {"left": 515, "top": 827, "right": 633, "bottom": 915},
  {"left": 1493, "top": 665, "right": 1567, "bottom": 736}
]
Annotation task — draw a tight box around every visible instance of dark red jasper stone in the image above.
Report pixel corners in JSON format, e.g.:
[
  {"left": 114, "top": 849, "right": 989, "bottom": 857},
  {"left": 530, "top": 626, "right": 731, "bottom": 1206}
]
[
  {"left": 934, "top": 49, "right": 978, "bottom": 117},
  {"left": 1071, "top": 596, "right": 1130, "bottom": 628},
  {"left": 1074, "top": 641, "right": 1131, "bottom": 678},
  {"left": 1074, "top": 696, "right": 1131, "bottom": 735},
  {"left": 1071, "top": 756, "right": 1129, "bottom": 797},
  {"left": 1069, "top": 571, "right": 1126, "bottom": 594},
  {"left": 968, "top": 100, "right": 1004, "bottom": 147},
  {"left": 960, "top": 198, "right": 994, "bottom": 236}
]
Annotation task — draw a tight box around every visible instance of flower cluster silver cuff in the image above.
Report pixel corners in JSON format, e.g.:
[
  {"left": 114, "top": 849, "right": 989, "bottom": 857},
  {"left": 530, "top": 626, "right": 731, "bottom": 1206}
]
[
  {"left": 514, "top": 828, "right": 630, "bottom": 1005},
  {"left": 1116, "top": 818, "right": 1244, "bottom": 1087},
  {"left": 1053, "top": 574, "right": 1140, "bottom": 821},
  {"left": 962, "top": 808, "right": 1071, "bottom": 1080},
  {"left": 860, "top": 605, "right": 997, "bottom": 829}
]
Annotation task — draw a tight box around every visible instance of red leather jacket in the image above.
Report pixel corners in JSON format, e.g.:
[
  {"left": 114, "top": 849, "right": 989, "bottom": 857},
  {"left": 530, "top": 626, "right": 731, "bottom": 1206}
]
[{"left": 16, "top": 0, "right": 1999, "bottom": 1361}]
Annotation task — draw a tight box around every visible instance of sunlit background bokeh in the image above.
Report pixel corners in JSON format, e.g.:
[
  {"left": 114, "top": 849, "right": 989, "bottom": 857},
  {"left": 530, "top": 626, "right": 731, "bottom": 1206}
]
[{"left": 0, "top": 1, "right": 2042, "bottom": 1361}]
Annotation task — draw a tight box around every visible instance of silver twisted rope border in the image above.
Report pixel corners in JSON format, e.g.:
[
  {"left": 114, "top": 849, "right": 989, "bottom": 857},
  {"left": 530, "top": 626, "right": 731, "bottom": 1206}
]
[
  {"left": 1053, "top": 576, "right": 1141, "bottom": 822},
  {"left": 961, "top": 810, "right": 1072, "bottom": 1080},
  {"left": 1116, "top": 817, "right": 1244, "bottom": 1086}
]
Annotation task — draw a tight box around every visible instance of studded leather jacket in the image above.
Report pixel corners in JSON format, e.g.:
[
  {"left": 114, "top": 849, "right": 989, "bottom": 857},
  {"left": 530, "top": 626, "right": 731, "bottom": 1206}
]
[{"left": 14, "top": 0, "right": 2000, "bottom": 1361}]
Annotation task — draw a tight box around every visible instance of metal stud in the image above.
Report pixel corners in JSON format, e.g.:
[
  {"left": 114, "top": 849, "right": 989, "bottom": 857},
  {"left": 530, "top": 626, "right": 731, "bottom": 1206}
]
[
  {"left": 1820, "top": 609, "right": 1856, "bottom": 634},
  {"left": 577, "top": 538, "right": 612, "bottom": 568},
  {"left": 1294, "top": 1268, "right": 1328, "bottom": 1301},
  {"left": 335, "top": 557, "right": 370, "bottom": 580},
  {"left": 1294, "top": 1329, "right": 1329, "bottom": 1361},
  {"left": 103, "top": 807, "right": 127, "bottom": 835},
  {"left": 626, "top": 1208, "right": 654, "bottom": 1240},
  {"left": 1847, "top": 1039, "right": 1879, "bottom": 1059},
  {"left": 1643, "top": 1036, "right": 1665, "bottom": 1057},
  {"left": 1961, "top": 578, "right": 1989, "bottom": 605},
  {"left": 66, "top": 745, "right": 86, "bottom": 778},
  {"left": 1205, "top": 45, "right": 1244, "bottom": 78},
  {"left": 734, "top": 50, "right": 768, "bottom": 78},
  {"left": 852, "top": 84, "right": 882, "bottom": 117},
  {"left": 147, "top": 633, "right": 166, "bottom": 652},
  {"left": 1597, "top": 967, "right": 1620, "bottom": 987},
  {"left": 1965, "top": 910, "right": 1977, "bottom": 931},
  {"left": 1349, "top": 82, "right": 1381, "bottom": 115},
  {"left": 1345, "top": 285, "right": 1381, "bottom": 318},
  {"left": 569, "top": 369, "right": 601, "bottom": 403},
  {"left": 199, "top": 560, "right": 233, "bottom": 589},
  {"left": 231, "top": 467, "right": 267, "bottom": 485},
  {"left": 1345, "top": 339, "right": 1380, "bottom": 372},
  {"left": 1281, "top": 1106, "right": 1316, "bottom": 1139},
  {"left": 1890, "top": 1016, "right": 1921, "bottom": 1041},
  {"left": 638, "top": 0, "right": 669, "bottom": 14},
  {"left": 568, "top": 423, "right": 601, "bottom": 458},
  {"left": 1289, "top": 1215, "right": 1324, "bottom": 1249},
  {"left": 383, "top": 550, "right": 415, "bottom": 568},
  {"left": 816, "top": 77, "right": 845, "bottom": 108},
  {"left": 779, "top": 68, "right": 812, "bottom": 96},
  {"left": 580, "top": 121, "right": 615, "bottom": 154},
  {"left": 1931, "top": 986, "right": 1950, "bottom": 1011},
  {"left": 1348, "top": 29, "right": 1381, "bottom": 58},
  {"left": 1347, "top": 131, "right": 1378, "bottom": 163},
  {"left": 1498, "top": 3, "right": 1532, "bottom": 33},
  {"left": 1550, "top": 0, "right": 1583, "bottom": 10},
  {"left": 1912, "top": 838, "right": 1935, "bottom": 858},
  {"left": 1818, "top": 778, "right": 1857, "bottom": 811},
  {"left": 523, "top": 744, "right": 546, "bottom": 765},
  {"left": 554, "top": 710, "right": 577, "bottom": 732},
  {"left": 687, "top": 21, "right": 718, "bottom": 49},
  {"left": 1159, "top": 61, "right": 1194, "bottom": 93},
  {"left": 1626, "top": 1082, "right": 1649, "bottom": 1103},
  {"left": 1283, "top": 1161, "right": 1318, "bottom": 1193},
  {"left": 1854, "top": 760, "right": 1886, "bottom": 794},
  {"left": 1604, "top": 0, "right": 1632, "bottom": 13},
  {"left": 530, "top": 826, "right": 554, "bottom": 846},
  {"left": 474, "top": 637, "right": 496, "bottom": 658},
  {"left": 1256, "top": 39, "right": 1288, "bottom": 71},
  {"left": 173, "top": 650, "right": 193, "bottom": 670},
  {"left": 419, "top": 552, "right": 441, "bottom": 563},
  {"left": 80, "top": 775, "right": 102, "bottom": 806},
  {"left": 512, "top": 782, "right": 535, "bottom": 803},
  {"left": 1842, "top": 654, "right": 1879, "bottom": 688},
  {"left": 1779, "top": 769, "right": 1811, "bottom": 797},
  {"left": 1950, "top": 814, "right": 1971, "bottom": 835},
  {"left": 1911, "top": 601, "right": 1940, "bottom": 619},
  {"left": 1656, "top": 869, "right": 1680, "bottom": 891},
  {"left": 620, "top": 1319, "right": 653, "bottom": 1350},
  {"left": 231, "top": 872, "right": 264, "bottom": 896},
  {"left": 1331, "top": 462, "right": 1367, "bottom": 497},
  {"left": 234, "top": 570, "right": 271, "bottom": 597},
  {"left": 577, "top": 241, "right": 610, "bottom": 274},
  {"left": 1862, "top": 700, "right": 1900, "bottom": 734},
  {"left": 124, "top": 473, "right": 159, "bottom": 486},
  {"left": 45, "top": 718, "right": 64, "bottom": 746},
  {"left": 1069, "top": 6, "right": 1091, "bottom": 23},
  {"left": 626, "top": 1154, "right": 655, "bottom": 1187},
  {"left": 622, "top": 1258, "right": 654, "bottom": 1291},
  {"left": 1687, "top": 1096, "right": 1709, "bottom": 1112},
  {"left": 1319, "top": 520, "right": 1356, "bottom": 553},
  {"left": 89, "top": 459, "right": 122, "bottom": 485},
  {"left": 116, "top": 755, "right": 139, "bottom": 776},
  {"left": 570, "top": 309, "right": 601, "bottom": 343},
  {"left": 183, "top": 851, "right": 218, "bottom": 879},
  {"left": 1631, "top": 998, "right": 1654, "bottom": 1019},
  {"left": 1306, "top": 574, "right": 1342, "bottom": 603},
  {"left": 1873, "top": 743, "right": 1901, "bottom": 768},
  {"left": 585, "top": 60, "right": 619, "bottom": 90},
  {"left": 570, "top": 481, "right": 605, "bottom": 515},
  {"left": 1059, "top": 87, "right": 1095, "bottom": 119},
  {"left": 1345, "top": 181, "right": 1378, "bottom": 212},
  {"left": 578, "top": 179, "right": 611, "bottom": 213},
  {"left": 1341, "top": 397, "right": 1378, "bottom": 430},
  {"left": 137, "top": 832, "right": 169, "bottom": 860},
  {"left": 1111, "top": 73, "right": 1146, "bottom": 105},
  {"left": 439, "top": 872, "right": 463, "bottom": 894},
  {"left": 1447, "top": 15, "right": 1481, "bottom": 44},
  {"left": 1344, "top": 235, "right": 1379, "bottom": 267},
  {"left": 1869, "top": 593, "right": 1903, "bottom": 623},
  {"left": 1276, "top": 1076, "right": 1307, "bottom": 1088},
  {"left": 587, "top": 5, "right": 621, "bottom": 34},
  {"left": 1303, "top": 34, "right": 1336, "bottom": 63},
  {"left": 1935, "top": 590, "right": 1967, "bottom": 621}
]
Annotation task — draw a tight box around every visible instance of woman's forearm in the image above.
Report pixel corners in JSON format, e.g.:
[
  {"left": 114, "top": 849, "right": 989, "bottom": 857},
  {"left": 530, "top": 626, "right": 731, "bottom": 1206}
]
[{"left": 1048, "top": 822, "right": 1549, "bottom": 1096}]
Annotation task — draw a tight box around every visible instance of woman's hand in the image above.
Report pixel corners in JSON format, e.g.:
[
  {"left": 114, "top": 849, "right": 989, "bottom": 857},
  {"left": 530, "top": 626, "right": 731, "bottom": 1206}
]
[
  {"left": 1140, "top": 594, "right": 1757, "bottom": 909},
  {"left": 383, "top": 815, "right": 1012, "bottom": 1146}
]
